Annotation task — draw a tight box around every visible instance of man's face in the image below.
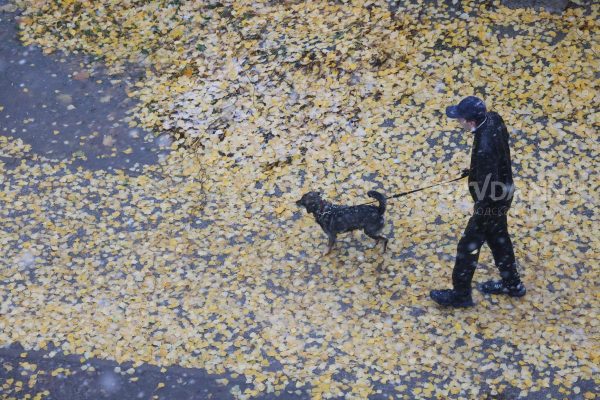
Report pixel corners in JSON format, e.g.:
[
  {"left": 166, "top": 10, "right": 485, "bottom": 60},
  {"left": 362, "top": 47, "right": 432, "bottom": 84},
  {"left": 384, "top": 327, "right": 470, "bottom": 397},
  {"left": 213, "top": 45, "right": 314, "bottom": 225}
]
[{"left": 457, "top": 118, "right": 476, "bottom": 132}]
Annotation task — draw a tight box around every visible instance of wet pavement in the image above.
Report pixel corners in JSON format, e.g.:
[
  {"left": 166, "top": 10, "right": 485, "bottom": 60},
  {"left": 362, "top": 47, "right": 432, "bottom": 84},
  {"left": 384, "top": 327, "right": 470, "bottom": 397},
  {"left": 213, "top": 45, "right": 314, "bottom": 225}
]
[
  {"left": 0, "top": 5, "right": 300, "bottom": 400},
  {"left": 0, "top": 4, "right": 162, "bottom": 172},
  {"left": 1, "top": 2, "right": 598, "bottom": 399},
  {"left": 0, "top": 343, "right": 249, "bottom": 400}
]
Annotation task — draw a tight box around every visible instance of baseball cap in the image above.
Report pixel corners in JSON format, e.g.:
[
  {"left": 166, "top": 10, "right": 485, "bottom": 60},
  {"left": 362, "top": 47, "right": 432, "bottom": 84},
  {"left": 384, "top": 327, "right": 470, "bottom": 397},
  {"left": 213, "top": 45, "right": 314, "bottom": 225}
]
[{"left": 446, "top": 96, "right": 486, "bottom": 121}]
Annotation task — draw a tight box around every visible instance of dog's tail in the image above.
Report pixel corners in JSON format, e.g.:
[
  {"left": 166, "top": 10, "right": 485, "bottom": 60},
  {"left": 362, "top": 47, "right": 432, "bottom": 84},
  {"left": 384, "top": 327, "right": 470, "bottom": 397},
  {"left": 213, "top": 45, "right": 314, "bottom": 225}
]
[{"left": 367, "top": 190, "right": 386, "bottom": 215}]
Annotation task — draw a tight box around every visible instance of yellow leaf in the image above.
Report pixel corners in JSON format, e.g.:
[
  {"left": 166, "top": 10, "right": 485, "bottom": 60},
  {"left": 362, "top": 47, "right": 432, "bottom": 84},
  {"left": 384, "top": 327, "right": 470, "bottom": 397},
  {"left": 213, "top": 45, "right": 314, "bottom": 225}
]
[{"left": 170, "top": 27, "right": 184, "bottom": 39}]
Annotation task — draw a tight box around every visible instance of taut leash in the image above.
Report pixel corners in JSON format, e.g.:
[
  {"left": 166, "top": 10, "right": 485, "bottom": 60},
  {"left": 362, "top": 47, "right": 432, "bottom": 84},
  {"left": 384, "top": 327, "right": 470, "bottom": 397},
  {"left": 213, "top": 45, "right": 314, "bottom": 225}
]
[{"left": 357, "top": 172, "right": 468, "bottom": 206}]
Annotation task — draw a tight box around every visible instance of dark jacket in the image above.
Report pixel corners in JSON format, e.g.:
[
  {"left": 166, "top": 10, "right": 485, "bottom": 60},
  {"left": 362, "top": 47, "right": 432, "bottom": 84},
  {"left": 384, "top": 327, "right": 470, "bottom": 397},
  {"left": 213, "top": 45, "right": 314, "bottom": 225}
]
[{"left": 468, "top": 112, "right": 515, "bottom": 215}]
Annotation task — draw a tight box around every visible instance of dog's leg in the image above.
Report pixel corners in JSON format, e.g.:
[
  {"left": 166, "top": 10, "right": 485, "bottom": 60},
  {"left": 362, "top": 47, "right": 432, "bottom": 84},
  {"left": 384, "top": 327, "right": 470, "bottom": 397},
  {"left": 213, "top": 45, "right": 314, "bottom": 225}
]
[
  {"left": 323, "top": 233, "right": 336, "bottom": 256},
  {"left": 365, "top": 231, "right": 388, "bottom": 253},
  {"left": 375, "top": 236, "right": 388, "bottom": 253}
]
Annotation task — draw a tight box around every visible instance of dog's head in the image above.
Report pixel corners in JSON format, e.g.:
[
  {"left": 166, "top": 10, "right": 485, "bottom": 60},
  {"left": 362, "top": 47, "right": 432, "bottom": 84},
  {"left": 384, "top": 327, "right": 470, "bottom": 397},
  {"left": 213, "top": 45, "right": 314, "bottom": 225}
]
[{"left": 296, "top": 191, "right": 324, "bottom": 214}]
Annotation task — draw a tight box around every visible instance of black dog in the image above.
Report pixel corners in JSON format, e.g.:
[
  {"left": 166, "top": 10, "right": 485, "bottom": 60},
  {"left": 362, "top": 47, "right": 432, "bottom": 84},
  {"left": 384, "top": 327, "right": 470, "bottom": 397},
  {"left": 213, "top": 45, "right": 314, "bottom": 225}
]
[{"left": 296, "top": 190, "right": 389, "bottom": 256}]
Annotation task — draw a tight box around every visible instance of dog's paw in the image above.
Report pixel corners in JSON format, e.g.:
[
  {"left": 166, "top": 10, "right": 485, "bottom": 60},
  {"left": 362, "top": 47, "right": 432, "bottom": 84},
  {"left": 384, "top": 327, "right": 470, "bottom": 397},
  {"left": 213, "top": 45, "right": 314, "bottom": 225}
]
[{"left": 321, "top": 247, "right": 334, "bottom": 257}]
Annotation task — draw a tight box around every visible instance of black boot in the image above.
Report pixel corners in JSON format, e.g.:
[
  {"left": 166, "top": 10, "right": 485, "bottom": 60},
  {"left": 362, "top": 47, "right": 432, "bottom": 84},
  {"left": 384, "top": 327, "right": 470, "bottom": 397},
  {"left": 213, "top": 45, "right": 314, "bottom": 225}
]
[
  {"left": 430, "top": 289, "right": 474, "bottom": 308},
  {"left": 478, "top": 280, "right": 526, "bottom": 297}
]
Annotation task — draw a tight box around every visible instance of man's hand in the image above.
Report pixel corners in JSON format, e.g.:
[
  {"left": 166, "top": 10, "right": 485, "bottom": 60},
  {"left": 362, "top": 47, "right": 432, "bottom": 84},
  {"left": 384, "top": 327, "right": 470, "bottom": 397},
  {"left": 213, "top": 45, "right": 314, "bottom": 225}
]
[{"left": 460, "top": 168, "right": 470, "bottom": 178}]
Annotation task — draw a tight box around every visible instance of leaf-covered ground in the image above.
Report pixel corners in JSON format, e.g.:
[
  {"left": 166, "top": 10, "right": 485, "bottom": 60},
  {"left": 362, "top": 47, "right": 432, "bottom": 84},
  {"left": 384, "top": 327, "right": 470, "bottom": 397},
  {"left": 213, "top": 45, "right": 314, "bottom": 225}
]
[{"left": 2, "top": 0, "right": 599, "bottom": 399}]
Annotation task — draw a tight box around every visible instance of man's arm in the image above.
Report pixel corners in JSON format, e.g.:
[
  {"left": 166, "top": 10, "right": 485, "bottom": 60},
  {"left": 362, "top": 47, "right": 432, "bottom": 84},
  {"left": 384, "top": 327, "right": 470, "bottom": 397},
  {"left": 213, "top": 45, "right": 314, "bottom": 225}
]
[{"left": 472, "top": 138, "right": 499, "bottom": 214}]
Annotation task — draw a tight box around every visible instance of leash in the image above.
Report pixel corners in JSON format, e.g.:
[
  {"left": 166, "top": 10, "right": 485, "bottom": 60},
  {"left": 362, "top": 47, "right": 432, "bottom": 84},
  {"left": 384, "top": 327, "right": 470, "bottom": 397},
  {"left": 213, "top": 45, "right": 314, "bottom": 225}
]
[{"left": 357, "top": 172, "right": 469, "bottom": 206}]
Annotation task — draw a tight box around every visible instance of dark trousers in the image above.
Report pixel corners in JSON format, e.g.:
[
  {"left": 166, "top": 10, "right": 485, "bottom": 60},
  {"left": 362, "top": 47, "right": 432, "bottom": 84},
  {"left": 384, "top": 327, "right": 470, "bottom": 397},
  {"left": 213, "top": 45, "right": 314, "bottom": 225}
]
[{"left": 452, "top": 211, "right": 521, "bottom": 292}]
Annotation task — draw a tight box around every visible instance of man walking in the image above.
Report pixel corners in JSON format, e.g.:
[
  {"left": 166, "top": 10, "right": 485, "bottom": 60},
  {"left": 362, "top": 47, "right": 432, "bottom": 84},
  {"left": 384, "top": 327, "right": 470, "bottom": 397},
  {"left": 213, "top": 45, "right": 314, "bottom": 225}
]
[{"left": 430, "top": 96, "right": 526, "bottom": 308}]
